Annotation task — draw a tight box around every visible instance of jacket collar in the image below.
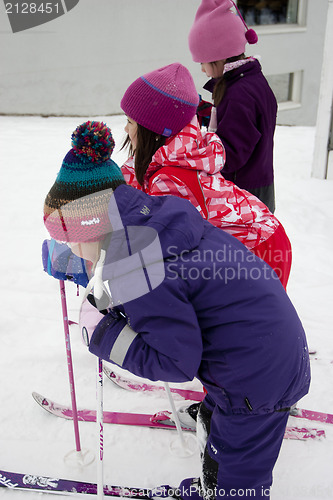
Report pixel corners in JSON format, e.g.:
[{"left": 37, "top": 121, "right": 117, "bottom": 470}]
[{"left": 203, "top": 58, "right": 261, "bottom": 92}]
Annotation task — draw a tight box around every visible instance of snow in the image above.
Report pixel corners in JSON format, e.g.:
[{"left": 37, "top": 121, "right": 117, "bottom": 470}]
[{"left": 0, "top": 115, "right": 333, "bottom": 499}]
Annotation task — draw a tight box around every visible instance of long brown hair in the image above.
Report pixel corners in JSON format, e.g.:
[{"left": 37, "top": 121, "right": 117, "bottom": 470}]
[
  {"left": 122, "top": 124, "right": 166, "bottom": 186},
  {"left": 212, "top": 54, "right": 245, "bottom": 107}
]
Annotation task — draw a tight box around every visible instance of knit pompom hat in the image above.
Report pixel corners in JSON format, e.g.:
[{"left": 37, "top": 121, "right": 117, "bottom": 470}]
[
  {"left": 120, "top": 63, "right": 199, "bottom": 137},
  {"left": 188, "top": 0, "right": 258, "bottom": 63},
  {"left": 43, "top": 121, "right": 126, "bottom": 243}
]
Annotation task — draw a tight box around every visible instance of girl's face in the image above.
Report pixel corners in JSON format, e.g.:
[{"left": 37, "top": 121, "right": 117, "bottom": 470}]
[
  {"left": 125, "top": 116, "right": 138, "bottom": 150},
  {"left": 201, "top": 60, "right": 226, "bottom": 79},
  {"left": 69, "top": 241, "right": 101, "bottom": 266}
]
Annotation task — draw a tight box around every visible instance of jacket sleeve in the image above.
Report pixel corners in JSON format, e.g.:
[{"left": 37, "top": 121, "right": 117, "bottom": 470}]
[
  {"left": 89, "top": 276, "right": 203, "bottom": 383},
  {"left": 149, "top": 174, "right": 205, "bottom": 219},
  {"left": 121, "top": 158, "right": 141, "bottom": 189},
  {"left": 217, "top": 98, "right": 261, "bottom": 174}
]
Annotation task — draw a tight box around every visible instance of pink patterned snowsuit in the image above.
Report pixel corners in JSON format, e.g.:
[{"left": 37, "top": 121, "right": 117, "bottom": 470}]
[{"left": 121, "top": 117, "right": 291, "bottom": 288}]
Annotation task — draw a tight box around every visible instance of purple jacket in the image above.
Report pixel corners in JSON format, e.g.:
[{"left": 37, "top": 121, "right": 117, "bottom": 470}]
[
  {"left": 204, "top": 59, "right": 277, "bottom": 192},
  {"left": 89, "top": 185, "right": 310, "bottom": 415}
]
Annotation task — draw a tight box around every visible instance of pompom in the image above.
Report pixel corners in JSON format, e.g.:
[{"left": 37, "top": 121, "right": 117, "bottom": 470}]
[
  {"left": 245, "top": 28, "right": 258, "bottom": 44},
  {"left": 71, "top": 121, "right": 115, "bottom": 163}
]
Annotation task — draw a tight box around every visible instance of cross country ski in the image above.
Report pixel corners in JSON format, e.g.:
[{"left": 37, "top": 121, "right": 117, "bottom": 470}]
[
  {"left": 103, "top": 368, "right": 333, "bottom": 425},
  {"left": 32, "top": 392, "right": 326, "bottom": 441},
  {"left": 0, "top": 468, "right": 152, "bottom": 497}
]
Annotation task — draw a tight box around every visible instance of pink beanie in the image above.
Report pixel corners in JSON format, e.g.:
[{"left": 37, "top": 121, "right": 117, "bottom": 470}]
[
  {"left": 120, "top": 63, "right": 199, "bottom": 137},
  {"left": 188, "top": 0, "right": 258, "bottom": 63}
]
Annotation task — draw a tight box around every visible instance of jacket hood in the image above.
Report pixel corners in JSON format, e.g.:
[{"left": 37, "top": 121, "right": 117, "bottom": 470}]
[
  {"left": 145, "top": 116, "right": 225, "bottom": 180},
  {"left": 109, "top": 184, "right": 204, "bottom": 259},
  {"left": 100, "top": 185, "right": 204, "bottom": 305}
]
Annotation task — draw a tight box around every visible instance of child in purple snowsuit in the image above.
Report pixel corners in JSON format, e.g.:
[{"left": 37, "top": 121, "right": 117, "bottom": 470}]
[
  {"left": 188, "top": 0, "right": 277, "bottom": 213},
  {"left": 43, "top": 122, "right": 310, "bottom": 500}
]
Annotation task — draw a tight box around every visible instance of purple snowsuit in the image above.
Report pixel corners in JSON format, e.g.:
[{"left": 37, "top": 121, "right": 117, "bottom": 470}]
[
  {"left": 89, "top": 185, "right": 310, "bottom": 499},
  {"left": 204, "top": 59, "right": 277, "bottom": 213}
]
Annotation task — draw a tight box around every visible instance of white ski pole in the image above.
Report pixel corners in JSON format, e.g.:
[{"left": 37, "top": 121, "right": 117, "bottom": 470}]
[
  {"left": 163, "top": 382, "right": 186, "bottom": 449},
  {"left": 164, "top": 383, "right": 197, "bottom": 457},
  {"left": 97, "top": 357, "right": 104, "bottom": 499}
]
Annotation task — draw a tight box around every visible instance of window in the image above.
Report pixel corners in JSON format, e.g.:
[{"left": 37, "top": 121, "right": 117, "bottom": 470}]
[
  {"left": 266, "top": 73, "right": 293, "bottom": 102},
  {"left": 237, "top": 1, "right": 299, "bottom": 26},
  {"left": 265, "top": 71, "right": 302, "bottom": 109}
]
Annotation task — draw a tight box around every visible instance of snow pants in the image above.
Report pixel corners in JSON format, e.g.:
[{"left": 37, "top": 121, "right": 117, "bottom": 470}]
[{"left": 178, "top": 398, "right": 289, "bottom": 500}]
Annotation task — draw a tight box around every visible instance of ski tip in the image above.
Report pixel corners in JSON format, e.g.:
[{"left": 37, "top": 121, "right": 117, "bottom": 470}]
[
  {"left": 32, "top": 391, "right": 45, "bottom": 406},
  {"left": 103, "top": 366, "right": 116, "bottom": 379},
  {"left": 32, "top": 392, "right": 52, "bottom": 411},
  {"left": 32, "top": 392, "right": 73, "bottom": 420}
]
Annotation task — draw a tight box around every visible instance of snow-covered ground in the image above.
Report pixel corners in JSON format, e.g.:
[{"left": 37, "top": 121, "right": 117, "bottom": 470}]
[{"left": 0, "top": 115, "right": 333, "bottom": 499}]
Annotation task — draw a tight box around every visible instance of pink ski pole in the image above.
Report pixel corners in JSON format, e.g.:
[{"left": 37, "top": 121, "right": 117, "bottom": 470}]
[{"left": 59, "top": 280, "right": 81, "bottom": 453}]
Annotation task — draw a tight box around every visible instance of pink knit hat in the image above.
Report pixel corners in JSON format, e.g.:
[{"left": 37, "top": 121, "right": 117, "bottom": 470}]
[
  {"left": 188, "top": 0, "right": 258, "bottom": 63},
  {"left": 120, "top": 63, "right": 199, "bottom": 137}
]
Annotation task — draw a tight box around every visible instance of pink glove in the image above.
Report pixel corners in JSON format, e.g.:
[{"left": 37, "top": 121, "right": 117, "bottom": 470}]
[{"left": 79, "top": 294, "right": 107, "bottom": 346}]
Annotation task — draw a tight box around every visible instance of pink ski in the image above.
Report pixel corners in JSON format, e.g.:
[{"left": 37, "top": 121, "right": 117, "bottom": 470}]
[
  {"left": 104, "top": 369, "right": 333, "bottom": 426},
  {"left": 103, "top": 366, "right": 204, "bottom": 401},
  {"left": 32, "top": 392, "right": 325, "bottom": 441},
  {"left": 290, "top": 407, "right": 333, "bottom": 424},
  {"left": 284, "top": 426, "right": 325, "bottom": 440},
  {"left": 32, "top": 392, "right": 194, "bottom": 431}
]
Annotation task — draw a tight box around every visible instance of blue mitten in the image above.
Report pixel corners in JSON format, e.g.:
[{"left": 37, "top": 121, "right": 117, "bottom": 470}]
[{"left": 42, "top": 239, "right": 89, "bottom": 287}]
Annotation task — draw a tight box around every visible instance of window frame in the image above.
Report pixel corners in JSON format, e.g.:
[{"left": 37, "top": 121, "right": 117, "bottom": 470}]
[
  {"left": 237, "top": 0, "right": 308, "bottom": 34},
  {"left": 267, "top": 70, "right": 303, "bottom": 111}
]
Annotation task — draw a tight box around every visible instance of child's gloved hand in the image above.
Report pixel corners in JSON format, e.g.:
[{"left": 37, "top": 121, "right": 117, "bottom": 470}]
[
  {"left": 79, "top": 294, "right": 109, "bottom": 347},
  {"left": 42, "top": 239, "right": 90, "bottom": 287},
  {"left": 88, "top": 306, "right": 130, "bottom": 362}
]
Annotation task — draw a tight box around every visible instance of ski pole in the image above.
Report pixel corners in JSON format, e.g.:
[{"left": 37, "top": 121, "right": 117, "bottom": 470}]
[
  {"left": 163, "top": 382, "right": 186, "bottom": 449},
  {"left": 164, "top": 382, "right": 197, "bottom": 457},
  {"left": 59, "top": 280, "right": 81, "bottom": 453},
  {"left": 97, "top": 357, "right": 104, "bottom": 499}
]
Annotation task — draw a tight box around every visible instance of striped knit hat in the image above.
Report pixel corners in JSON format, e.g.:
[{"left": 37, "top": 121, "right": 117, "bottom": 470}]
[
  {"left": 43, "top": 121, "right": 126, "bottom": 243},
  {"left": 121, "top": 63, "right": 199, "bottom": 137}
]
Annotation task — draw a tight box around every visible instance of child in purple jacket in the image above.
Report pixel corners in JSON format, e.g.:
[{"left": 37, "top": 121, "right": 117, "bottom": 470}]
[
  {"left": 188, "top": 0, "right": 277, "bottom": 213},
  {"left": 43, "top": 121, "right": 310, "bottom": 500}
]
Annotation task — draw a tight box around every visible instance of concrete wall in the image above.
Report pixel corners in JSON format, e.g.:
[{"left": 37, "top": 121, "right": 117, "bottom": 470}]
[
  {"left": 0, "top": 0, "right": 201, "bottom": 117},
  {"left": 254, "top": 0, "right": 329, "bottom": 126},
  {"left": 0, "top": 0, "right": 329, "bottom": 125}
]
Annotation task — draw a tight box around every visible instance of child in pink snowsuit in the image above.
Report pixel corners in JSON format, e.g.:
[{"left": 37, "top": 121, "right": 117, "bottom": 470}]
[{"left": 120, "top": 62, "right": 291, "bottom": 289}]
